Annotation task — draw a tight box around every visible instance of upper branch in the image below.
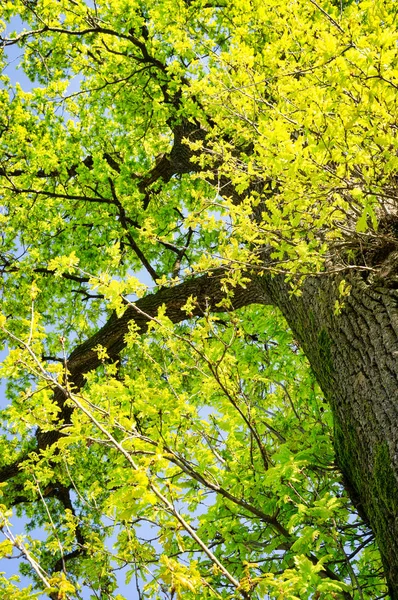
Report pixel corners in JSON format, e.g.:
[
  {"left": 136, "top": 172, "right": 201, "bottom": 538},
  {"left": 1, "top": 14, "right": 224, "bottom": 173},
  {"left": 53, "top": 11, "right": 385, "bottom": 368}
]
[
  {"left": 0, "top": 269, "right": 270, "bottom": 482},
  {"left": 68, "top": 270, "right": 271, "bottom": 379}
]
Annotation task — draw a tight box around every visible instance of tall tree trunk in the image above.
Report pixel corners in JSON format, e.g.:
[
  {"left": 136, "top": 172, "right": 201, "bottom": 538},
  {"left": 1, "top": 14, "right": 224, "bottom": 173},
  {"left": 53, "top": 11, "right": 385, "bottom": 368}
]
[{"left": 266, "top": 272, "right": 398, "bottom": 598}]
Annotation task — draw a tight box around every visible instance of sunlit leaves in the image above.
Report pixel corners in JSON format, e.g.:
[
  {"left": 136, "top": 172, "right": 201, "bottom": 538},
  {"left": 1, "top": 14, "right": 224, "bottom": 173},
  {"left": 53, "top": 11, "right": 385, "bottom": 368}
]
[{"left": 0, "top": 0, "right": 393, "bottom": 597}]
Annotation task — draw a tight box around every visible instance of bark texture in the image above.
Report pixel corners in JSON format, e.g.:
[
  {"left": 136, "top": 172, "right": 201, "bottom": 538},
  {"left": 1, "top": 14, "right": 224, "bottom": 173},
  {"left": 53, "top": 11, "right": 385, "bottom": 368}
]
[{"left": 265, "top": 272, "right": 398, "bottom": 598}]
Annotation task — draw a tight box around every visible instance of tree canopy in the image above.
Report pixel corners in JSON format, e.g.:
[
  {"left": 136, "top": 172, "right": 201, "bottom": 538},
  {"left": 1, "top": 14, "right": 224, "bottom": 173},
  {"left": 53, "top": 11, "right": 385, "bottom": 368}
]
[{"left": 0, "top": 0, "right": 397, "bottom": 598}]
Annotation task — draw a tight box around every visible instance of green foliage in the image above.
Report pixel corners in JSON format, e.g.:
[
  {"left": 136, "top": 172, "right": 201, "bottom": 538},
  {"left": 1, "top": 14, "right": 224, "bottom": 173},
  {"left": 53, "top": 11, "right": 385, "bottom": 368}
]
[{"left": 0, "top": 0, "right": 394, "bottom": 598}]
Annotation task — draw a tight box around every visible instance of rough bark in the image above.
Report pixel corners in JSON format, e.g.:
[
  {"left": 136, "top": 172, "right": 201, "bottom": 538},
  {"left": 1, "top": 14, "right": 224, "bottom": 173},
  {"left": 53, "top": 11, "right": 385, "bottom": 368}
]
[{"left": 264, "top": 272, "right": 398, "bottom": 598}]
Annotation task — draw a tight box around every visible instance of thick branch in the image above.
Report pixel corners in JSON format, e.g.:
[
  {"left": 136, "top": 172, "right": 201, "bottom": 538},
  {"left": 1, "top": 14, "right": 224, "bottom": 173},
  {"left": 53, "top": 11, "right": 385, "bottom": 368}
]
[
  {"left": 0, "top": 270, "right": 270, "bottom": 481},
  {"left": 68, "top": 270, "right": 270, "bottom": 378}
]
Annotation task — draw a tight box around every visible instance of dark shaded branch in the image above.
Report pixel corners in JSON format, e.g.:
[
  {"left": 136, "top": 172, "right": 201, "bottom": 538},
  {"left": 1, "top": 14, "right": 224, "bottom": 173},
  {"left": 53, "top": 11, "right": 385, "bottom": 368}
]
[
  {"left": 68, "top": 269, "right": 271, "bottom": 377},
  {"left": 0, "top": 264, "right": 90, "bottom": 284},
  {"left": 0, "top": 458, "right": 27, "bottom": 484},
  {"left": 0, "top": 270, "right": 270, "bottom": 483},
  {"left": 70, "top": 289, "right": 104, "bottom": 301},
  {"left": 0, "top": 155, "right": 94, "bottom": 179},
  {"left": 107, "top": 177, "right": 159, "bottom": 282},
  {"left": 1, "top": 24, "right": 135, "bottom": 47},
  {"left": 50, "top": 485, "right": 86, "bottom": 573},
  {"left": 34, "top": 268, "right": 90, "bottom": 283},
  {"left": 7, "top": 187, "right": 115, "bottom": 205}
]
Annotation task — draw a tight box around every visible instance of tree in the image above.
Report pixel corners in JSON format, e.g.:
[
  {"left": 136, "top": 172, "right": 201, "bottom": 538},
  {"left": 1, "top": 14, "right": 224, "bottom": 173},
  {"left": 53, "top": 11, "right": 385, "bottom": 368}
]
[{"left": 0, "top": 0, "right": 397, "bottom": 598}]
